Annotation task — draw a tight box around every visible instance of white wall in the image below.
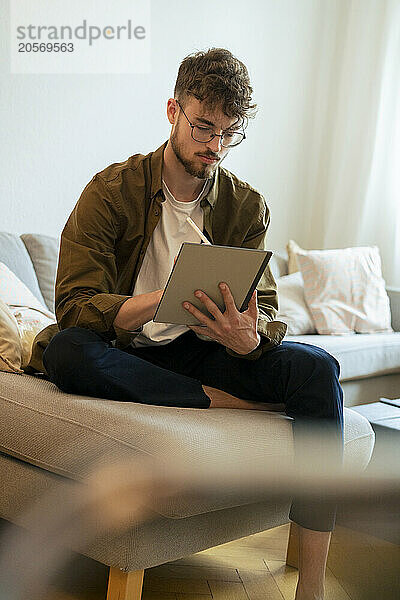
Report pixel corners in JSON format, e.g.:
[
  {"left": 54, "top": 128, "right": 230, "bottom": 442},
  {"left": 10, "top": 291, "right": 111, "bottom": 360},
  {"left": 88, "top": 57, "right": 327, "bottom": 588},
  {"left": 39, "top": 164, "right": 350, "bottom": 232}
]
[{"left": 0, "top": 0, "right": 338, "bottom": 251}]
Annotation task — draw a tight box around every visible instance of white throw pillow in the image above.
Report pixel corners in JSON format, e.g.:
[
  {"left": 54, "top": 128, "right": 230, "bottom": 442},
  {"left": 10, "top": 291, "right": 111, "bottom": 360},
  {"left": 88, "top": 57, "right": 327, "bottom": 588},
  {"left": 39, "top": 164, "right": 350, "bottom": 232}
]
[
  {"left": 290, "top": 245, "right": 393, "bottom": 335},
  {"left": 276, "top": 272, "right": 317, "bottom": 335},
  {"left": 0, "top": 261, "right": 53, "bottom": 314}
]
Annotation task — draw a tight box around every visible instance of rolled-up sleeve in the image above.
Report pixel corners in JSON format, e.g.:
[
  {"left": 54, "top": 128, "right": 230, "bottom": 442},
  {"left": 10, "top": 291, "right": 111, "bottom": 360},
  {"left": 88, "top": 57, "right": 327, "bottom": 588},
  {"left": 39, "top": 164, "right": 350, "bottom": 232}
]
[
  {"left": 225, "top": 195, "right": 287, "bottom": 360},
  {"left": 55, "top": 174, "right": 140, "bottom": 346}
]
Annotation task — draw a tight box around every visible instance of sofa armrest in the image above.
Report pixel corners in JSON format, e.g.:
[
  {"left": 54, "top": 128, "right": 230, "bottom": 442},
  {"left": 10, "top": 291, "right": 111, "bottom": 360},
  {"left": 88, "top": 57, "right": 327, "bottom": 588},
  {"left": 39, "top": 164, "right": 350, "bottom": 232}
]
[{"left": 387, "top": 287, "right": 400, "bottom": 331}]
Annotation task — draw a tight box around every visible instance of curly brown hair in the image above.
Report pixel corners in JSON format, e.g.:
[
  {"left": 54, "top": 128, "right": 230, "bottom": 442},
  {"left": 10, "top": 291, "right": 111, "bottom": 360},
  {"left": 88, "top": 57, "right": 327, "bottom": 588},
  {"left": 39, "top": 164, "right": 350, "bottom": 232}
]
[{"left": 174, "top": 47, "right": 257, "bottom": 129}]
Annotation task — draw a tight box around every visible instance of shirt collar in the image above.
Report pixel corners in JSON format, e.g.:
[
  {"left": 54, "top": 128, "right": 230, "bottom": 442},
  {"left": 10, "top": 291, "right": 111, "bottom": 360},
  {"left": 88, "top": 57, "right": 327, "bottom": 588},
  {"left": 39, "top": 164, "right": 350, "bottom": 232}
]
[{"left": 150, "top": 139, "right": 219, "bottom": 208}]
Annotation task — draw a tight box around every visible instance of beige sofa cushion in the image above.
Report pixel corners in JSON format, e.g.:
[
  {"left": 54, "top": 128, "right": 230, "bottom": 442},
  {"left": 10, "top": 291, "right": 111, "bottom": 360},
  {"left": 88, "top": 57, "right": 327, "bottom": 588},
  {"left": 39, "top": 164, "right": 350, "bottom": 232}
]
[
  {"left": 285, "top": 332, "right": 400, "bottom": 381},
  {"left": 0, "top": 371, "right": 374, "bottom": 520}
]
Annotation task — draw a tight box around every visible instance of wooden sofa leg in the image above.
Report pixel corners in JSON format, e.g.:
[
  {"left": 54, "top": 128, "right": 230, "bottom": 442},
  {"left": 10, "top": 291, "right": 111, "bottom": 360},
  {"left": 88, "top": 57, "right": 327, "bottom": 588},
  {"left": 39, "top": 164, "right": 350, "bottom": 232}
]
[
  {"left": 106, "top": 566, "right": 144, "bottom": 600},
  {"left": 286, "top": 522, "right": 299, "bottom": 569}
]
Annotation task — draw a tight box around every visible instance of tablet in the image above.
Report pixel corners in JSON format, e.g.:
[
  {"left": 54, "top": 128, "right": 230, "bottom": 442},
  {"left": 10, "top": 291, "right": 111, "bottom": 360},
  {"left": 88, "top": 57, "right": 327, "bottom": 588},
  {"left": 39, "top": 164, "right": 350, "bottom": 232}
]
[{"left": 153, "top": 242, "right": 273, "bottom": 326}]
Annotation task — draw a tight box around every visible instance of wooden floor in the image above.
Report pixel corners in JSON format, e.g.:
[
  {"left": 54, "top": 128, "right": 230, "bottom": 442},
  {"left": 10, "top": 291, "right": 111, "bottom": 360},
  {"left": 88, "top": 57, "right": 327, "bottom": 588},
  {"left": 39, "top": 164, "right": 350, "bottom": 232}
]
[{"left": 43, "top": 524, "right": 400, "bottom": 600}]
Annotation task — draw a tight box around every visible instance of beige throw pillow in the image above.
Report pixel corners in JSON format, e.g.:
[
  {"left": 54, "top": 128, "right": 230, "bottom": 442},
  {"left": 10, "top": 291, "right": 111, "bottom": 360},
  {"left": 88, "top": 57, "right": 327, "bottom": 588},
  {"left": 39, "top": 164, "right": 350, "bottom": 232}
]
[
  {"left": 286, "top": 239, "right": 304, "bottom": 273},
  {"left": 0, "top": 261, "right": 56, "bottom": 372},
  {"left": 0, "top": 298, "right": 23, "bottom": 373},
  {"left": 287, "top": 243, "right": 393, "bottom": 335},
  {"left": 12, "top": 307, "right": 55, "bottom": 368}
]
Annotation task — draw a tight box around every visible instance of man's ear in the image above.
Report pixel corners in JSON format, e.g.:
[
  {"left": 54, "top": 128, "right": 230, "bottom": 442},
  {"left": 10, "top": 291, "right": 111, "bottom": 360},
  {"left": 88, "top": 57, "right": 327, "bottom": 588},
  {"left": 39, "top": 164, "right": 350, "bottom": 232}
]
[{"left": 166, "top": 98, "right": 178, "bottom": 126}]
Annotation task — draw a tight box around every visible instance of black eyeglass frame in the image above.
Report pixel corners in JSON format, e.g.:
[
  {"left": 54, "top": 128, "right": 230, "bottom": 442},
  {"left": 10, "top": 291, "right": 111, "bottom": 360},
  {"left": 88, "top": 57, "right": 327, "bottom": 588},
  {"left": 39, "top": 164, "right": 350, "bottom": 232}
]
[{"left": 174, "top": 99, "right": 246, "bottom": 148}]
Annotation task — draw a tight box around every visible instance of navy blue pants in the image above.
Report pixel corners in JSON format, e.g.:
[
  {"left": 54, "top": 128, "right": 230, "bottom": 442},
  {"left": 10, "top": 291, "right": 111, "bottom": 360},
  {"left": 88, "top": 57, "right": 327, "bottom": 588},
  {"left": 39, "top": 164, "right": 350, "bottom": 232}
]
[{"left": 43, "top": 326, "right": 344, "bottom": 532}]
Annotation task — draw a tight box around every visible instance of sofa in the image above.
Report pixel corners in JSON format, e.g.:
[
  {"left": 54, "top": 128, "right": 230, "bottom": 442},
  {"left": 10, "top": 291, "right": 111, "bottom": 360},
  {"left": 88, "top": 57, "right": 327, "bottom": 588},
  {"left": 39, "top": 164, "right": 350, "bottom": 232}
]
[
  {"left": 0, "top": 230, "right": 393, "bottom": 599},
  {"left": 269, "top": 250, "right": 400, "bottom": 407}
]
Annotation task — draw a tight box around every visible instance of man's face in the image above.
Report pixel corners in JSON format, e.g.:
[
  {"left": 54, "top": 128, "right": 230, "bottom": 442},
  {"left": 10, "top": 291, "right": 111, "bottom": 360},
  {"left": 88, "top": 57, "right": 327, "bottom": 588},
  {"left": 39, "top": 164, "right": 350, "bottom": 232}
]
[{"left": 168, "top": 96, "right": 242, "bottom": 180}]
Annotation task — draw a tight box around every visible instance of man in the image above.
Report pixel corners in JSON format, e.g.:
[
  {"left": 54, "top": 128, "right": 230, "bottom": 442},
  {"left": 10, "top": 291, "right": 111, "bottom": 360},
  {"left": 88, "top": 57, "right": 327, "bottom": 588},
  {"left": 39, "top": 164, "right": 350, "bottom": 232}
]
[{"left": 40, "top": 48, "right": 343, "bottom": 600}]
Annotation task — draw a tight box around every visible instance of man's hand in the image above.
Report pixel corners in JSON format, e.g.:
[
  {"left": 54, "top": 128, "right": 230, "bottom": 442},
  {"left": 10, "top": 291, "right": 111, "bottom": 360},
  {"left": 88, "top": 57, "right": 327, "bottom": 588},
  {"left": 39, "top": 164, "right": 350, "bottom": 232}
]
[{"left": 183, "top": 283, "right": 261, "bottom": 355}]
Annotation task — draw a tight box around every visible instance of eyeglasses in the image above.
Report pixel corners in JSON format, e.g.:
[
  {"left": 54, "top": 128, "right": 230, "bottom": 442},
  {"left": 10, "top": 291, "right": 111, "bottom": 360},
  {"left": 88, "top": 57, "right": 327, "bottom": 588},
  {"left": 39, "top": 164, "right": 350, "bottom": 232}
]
[{"left": 175, "top": 99, "right": 246, "bottom": 148}]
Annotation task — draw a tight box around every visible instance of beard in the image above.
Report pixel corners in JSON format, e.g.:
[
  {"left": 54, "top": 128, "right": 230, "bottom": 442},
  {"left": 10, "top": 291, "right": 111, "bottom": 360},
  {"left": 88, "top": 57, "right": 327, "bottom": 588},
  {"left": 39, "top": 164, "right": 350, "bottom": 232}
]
[{"left": 170, "top": 121, "right": 219, "bottom": 180}]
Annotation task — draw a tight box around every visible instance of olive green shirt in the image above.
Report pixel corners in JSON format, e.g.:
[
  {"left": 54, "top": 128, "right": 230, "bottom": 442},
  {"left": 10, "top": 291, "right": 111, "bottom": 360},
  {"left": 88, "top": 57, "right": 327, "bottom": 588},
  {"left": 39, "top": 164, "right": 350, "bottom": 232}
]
[{"left": 26, "top": 139, "right": 287, "bottom": 375}]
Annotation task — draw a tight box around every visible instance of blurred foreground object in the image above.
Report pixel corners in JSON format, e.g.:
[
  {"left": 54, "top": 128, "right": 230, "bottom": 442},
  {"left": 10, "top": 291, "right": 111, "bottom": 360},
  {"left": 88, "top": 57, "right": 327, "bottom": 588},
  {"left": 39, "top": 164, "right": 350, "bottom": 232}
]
[{"left": 0, "top": 425, "right": 398, "bottom": 600}]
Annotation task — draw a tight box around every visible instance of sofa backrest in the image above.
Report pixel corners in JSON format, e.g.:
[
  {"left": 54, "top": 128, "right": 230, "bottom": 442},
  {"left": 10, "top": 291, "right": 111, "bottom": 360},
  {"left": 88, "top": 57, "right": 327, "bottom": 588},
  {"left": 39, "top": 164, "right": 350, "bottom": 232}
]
[{"left": 20, "top": 234, "right": 60, "bottom": 314}]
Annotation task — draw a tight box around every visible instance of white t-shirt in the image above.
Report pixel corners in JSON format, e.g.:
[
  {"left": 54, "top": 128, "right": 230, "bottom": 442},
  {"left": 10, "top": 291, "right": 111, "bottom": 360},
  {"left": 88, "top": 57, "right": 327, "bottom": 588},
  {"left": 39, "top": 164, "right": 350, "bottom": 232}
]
[{"left": 130, "top": 177, "right": 212, "bottom": 348}]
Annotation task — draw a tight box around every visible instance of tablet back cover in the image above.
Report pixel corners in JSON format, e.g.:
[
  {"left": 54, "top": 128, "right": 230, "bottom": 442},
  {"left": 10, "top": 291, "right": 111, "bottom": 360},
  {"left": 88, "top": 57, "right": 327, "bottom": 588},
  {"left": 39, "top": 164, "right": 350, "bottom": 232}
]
[{"left": 153, "top": 242, "right": 272, "bottom": 326}]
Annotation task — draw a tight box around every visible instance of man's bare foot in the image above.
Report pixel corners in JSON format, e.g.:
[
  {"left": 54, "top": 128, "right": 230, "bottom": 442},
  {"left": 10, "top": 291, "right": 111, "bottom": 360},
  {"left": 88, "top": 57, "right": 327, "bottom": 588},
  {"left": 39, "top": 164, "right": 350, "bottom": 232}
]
[{"left": 202, "top": 385, "right": 280, "bottom": 411}]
